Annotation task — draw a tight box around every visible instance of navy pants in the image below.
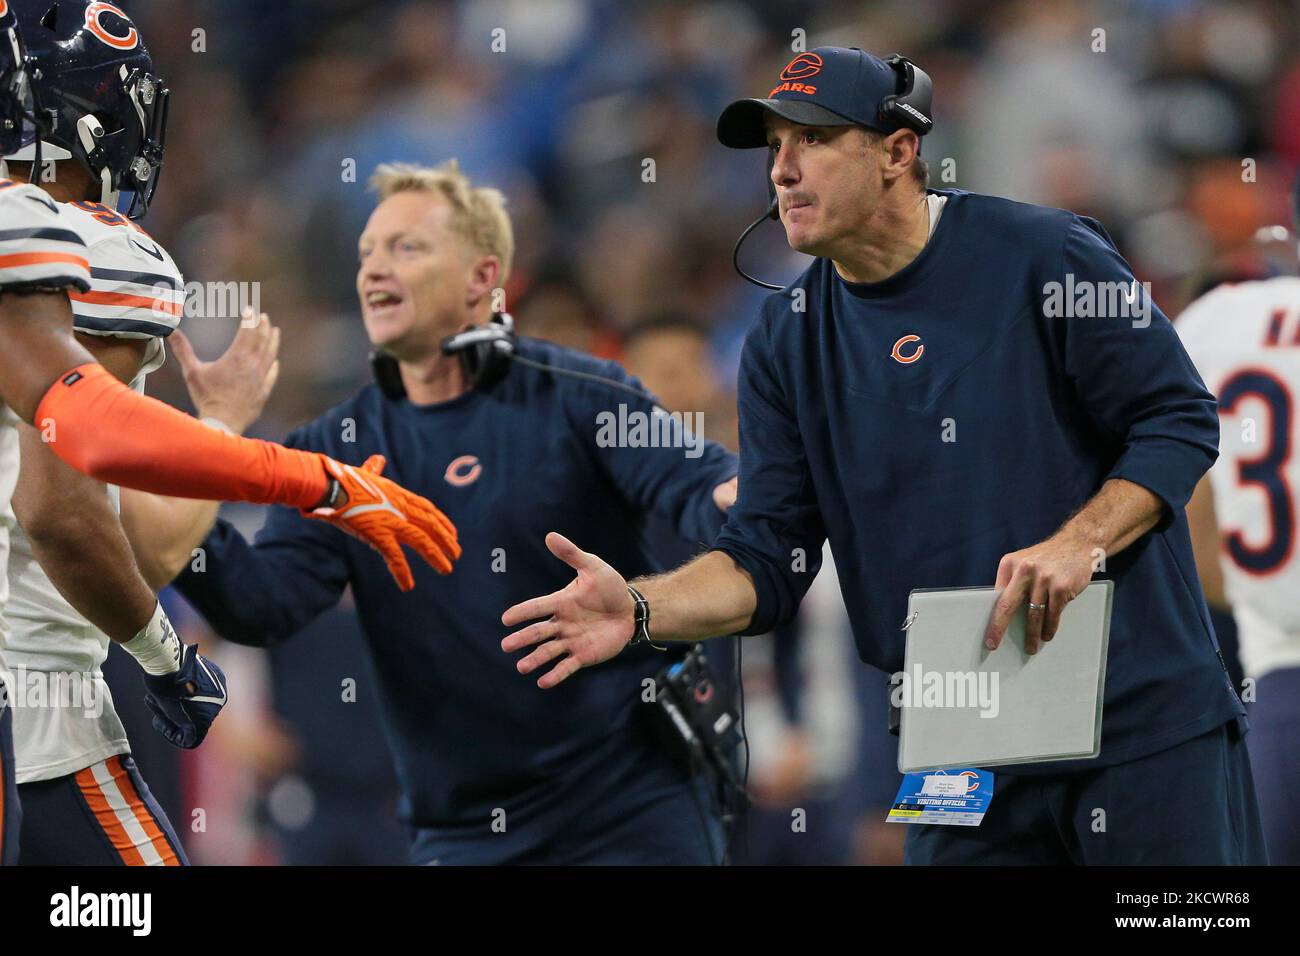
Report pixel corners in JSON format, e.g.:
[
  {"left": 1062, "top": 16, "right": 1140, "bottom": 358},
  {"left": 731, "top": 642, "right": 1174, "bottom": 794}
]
[
  {"left": 905, "top": 720, "right": 1267, "bottom": 865},
  {"left": 1246, "top": 667, "right": 1300, "bottom": 865},
  {"left": 521, "top": 771, "right": 726, "bottom": 865},
  {"left": 18, "top": 755, "right": 188, "bottom": 866},
  {"left": 413, "top": 769, "right": 726, "bottom": 866},
  {"left": 0, "top": 688, "right": 19, "bottom": 867}
]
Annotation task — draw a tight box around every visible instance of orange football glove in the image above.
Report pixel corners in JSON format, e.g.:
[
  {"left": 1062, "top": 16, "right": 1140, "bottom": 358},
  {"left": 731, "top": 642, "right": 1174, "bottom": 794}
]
[{"left": 303, "top": 454, "right": 460, "bottom": 590}]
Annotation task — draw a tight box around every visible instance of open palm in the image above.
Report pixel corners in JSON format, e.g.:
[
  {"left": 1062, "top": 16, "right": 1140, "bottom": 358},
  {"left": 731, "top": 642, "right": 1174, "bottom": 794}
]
[{"left": 501, "top": 532, "right": 635, "bottom": 688}]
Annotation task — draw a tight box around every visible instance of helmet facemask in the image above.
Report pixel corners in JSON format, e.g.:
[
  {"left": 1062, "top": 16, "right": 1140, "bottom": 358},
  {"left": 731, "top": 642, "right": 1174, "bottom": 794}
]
[{"left": 69, "top": 63, "right": 168, "bottom": 217}]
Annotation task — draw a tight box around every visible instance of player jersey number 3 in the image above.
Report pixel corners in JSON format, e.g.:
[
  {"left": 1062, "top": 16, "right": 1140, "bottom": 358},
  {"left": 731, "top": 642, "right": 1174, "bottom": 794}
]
[{"left": 1218, "top": 356, "right": 1295, "bottom": 576}]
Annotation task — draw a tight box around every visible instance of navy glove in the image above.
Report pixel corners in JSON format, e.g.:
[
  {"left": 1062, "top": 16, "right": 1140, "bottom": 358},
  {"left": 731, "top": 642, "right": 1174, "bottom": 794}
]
[{"left": 142, "top": 644, "right": 228, "bottom": 749}]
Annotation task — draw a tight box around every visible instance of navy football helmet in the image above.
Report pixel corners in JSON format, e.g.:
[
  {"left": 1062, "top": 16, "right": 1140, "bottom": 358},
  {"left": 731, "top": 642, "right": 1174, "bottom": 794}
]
[{"left": 7, "top": 1, "right": 168, "bottom": 218}]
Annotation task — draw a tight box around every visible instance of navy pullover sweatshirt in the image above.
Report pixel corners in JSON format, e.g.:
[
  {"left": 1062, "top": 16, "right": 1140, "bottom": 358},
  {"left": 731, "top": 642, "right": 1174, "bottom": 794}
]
[
  {"left": 712, "top": 189, "right": 1244, "bottom": 772},
  {"left": 175, "top": 338, "right": 738, "bottom": 861}
]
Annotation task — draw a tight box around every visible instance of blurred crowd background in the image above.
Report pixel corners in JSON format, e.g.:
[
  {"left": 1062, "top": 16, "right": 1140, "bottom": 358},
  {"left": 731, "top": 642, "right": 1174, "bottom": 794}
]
[{"left": 100, "top": 0, "right": 1298, "bottom": 864}]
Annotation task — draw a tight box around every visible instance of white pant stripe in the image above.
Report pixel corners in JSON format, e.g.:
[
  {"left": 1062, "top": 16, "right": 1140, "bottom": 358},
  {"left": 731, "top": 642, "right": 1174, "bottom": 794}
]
[{"left": 89, "top": 759, "right": 165, "bottom": 866}]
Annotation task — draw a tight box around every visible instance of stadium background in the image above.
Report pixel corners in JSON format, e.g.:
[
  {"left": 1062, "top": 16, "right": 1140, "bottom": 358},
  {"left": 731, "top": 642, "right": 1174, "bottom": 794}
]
[{"left": 100, "top": 0, "right": 1297, "bottom": 864}]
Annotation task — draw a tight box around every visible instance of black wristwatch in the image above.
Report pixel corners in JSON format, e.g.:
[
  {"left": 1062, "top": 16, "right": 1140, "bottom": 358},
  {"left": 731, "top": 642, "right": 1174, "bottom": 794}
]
[{"left": 626, "top": 584, "right": 666, "bottom": 651}]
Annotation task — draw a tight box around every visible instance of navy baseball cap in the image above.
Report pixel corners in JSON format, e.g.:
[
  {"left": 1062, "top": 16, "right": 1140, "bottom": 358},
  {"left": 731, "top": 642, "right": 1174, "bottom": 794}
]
[{"left": 718, "top": 47, "right": 918, "bottom": 149}]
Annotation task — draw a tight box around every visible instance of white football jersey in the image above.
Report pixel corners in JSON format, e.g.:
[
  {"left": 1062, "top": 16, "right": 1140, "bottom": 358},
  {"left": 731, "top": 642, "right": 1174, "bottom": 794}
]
[
  {"left": 4, "top": 197, "right": 184, "bottom": 782},
  {"left": 0, "top": 178, "right": 92, "bottom": 661},
  {"left": 61, "top": 199, "right": 184, "bottom": 374},
  {"left": 1178, "top": 276, "right": 1300, "bottom": 680},
  {"left": 0, "top": 179, "right": 92, "bottom": 289}
]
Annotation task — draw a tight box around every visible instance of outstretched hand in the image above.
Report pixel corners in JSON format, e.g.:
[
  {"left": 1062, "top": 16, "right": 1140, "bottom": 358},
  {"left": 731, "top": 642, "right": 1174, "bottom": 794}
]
[
  {"left": 501, "top": 532, "right": 635, "bottom": 688},
  {"left": 305, "top": 454, "right": 461, "bottom": 591}
]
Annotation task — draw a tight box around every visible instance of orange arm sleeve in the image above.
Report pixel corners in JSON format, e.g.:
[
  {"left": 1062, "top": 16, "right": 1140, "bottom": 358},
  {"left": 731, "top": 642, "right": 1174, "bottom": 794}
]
[{"left": 35, "top": 363, "right": 328, "bottom": 510}]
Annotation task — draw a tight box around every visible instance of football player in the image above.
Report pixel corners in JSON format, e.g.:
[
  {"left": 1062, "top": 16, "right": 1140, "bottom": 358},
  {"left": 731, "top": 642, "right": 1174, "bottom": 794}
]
[
  {"left": 0, "top": 4, "right": 459, "bottom": 865},
  {"left": 1178, "top": 177, "right": 1300, "bottom": 865},
  {"left": 1, "top": 0, "right": 277, "bottom": 866}
]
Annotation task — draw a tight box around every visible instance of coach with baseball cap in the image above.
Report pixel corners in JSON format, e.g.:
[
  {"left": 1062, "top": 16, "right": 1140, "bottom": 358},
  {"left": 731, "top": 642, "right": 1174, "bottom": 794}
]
[
  {"left": 504, "top": 45, "right": 1267, "bottom": 865},
  {"left": 717, "top": 46, "right": 933, "bottom": 147}
]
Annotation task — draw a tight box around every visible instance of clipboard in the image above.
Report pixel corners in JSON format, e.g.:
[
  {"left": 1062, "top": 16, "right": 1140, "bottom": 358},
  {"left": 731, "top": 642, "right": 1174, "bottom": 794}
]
[{"left": 897, "top": 580, "right": 1113, "bottom": 773}]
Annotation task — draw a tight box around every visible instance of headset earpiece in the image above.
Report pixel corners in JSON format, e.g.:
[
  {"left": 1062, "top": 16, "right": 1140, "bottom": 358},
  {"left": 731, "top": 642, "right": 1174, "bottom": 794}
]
[
  {"left": 371, "top": 313, "right": 517, "bottom": 400},
  {"left": 369, "top": 349, "right": 406, "bottom": 400},
  {"left": 879, "top": 54, "right": 934, "bottom": 137},
  {"left": 440, "top": 312, "right": 516, "bottom": 391}
]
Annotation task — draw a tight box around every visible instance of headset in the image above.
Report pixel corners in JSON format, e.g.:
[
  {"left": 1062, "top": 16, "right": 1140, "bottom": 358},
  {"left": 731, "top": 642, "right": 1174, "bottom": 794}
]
[
  {"left": 733, "top": 53, "right": 934, "bottom": 290},
  {"left": 369, "top": 312, "right": 669, "bottom": 403},
  {"left": 371, "top": 313, "right": 518, "bottom": 399}
]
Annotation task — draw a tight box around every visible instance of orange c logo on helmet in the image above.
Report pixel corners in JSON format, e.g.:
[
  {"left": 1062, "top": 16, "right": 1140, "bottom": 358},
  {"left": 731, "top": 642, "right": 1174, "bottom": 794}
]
[
  {"left": 890, "top": 334, "right": 924, "bottom": 364},
  {"left": 444, "top": 455, "right": 482, "bottom": 487},
  {"left": 780, "top": 53, "right": 823, "bottom": 81},
  {"left": 0, "top": 1, "right": 10, "bottom": 18},
  {"left": 84, "top": 2, "right": 139, "bottom": 50}
]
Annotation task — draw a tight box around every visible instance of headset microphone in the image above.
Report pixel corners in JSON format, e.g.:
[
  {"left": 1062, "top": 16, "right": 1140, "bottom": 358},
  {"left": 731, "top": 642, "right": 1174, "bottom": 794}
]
[{"left": 731, "top": 150, "right": 785, "bottom": 292}]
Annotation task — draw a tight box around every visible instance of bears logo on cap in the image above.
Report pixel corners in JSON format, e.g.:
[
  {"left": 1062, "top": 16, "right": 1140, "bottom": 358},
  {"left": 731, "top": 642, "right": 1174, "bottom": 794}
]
[{"left": 780, "top": 52, "right": 823, "bottom": 81}]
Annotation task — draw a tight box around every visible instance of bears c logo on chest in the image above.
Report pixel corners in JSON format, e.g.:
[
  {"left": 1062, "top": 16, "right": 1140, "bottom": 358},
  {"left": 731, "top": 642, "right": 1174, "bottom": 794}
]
[
  {"left": 444, "top": 455, "right": 482, "bottom": 487},
  {"left": 890, "top": 334, "right": 925, "bottom": 364}
]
